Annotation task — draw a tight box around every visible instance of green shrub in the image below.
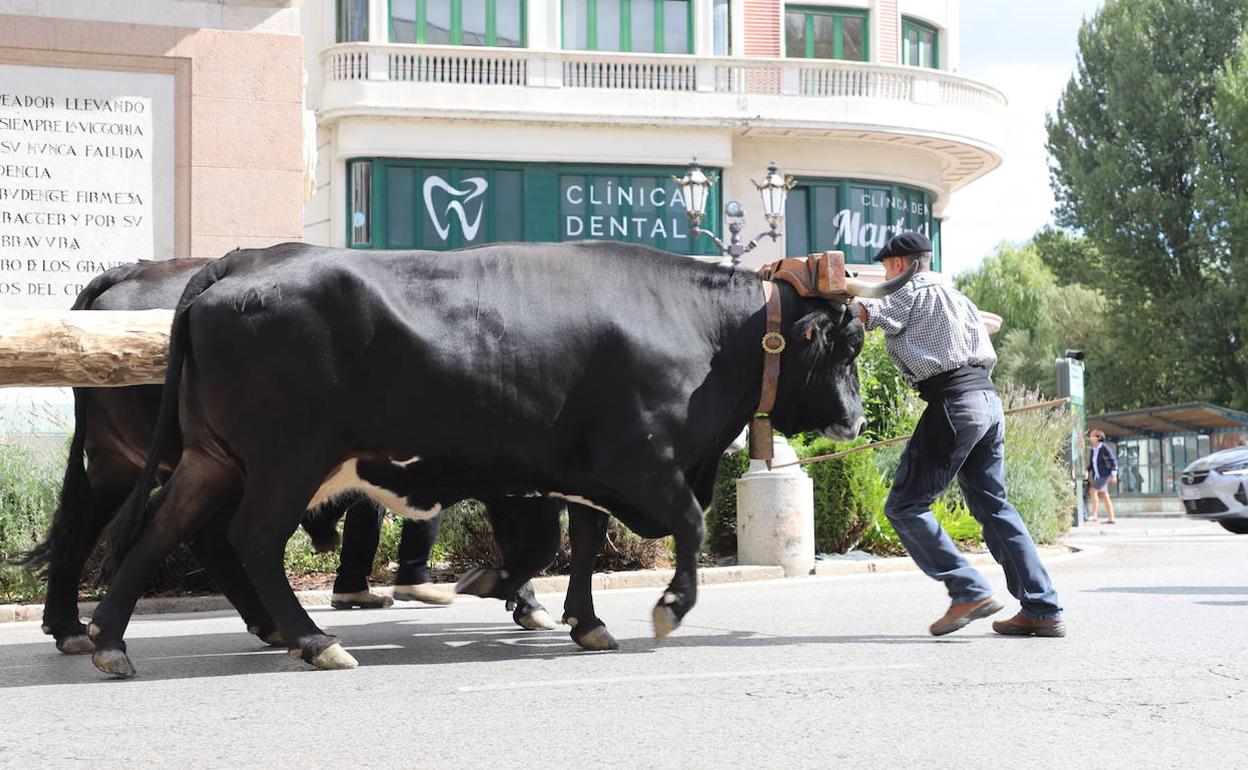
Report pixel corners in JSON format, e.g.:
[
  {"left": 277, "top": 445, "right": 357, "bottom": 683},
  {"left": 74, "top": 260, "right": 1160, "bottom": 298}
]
[
  {"left": 791, "top": 435, "right": 889, "bottom": 554},
  {"left": 0, "top": 436, "right": 61, "bottom": 602},
  {"left": 1000, "top": 387, "right": 1077, "bottom": 544},
  {"left": 858, "top": 496, "right": 983, "bottom": 556},
  {"left": 705, "top": 448, "right": 749, "bottom": 557},
  {"left": 436, "top": 499, "right": 669, "bottom": 575}
]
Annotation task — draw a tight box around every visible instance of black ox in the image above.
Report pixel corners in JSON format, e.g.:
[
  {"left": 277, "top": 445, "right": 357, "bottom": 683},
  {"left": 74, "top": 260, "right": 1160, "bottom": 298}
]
[
  {"left": 89, "top": 240, "right": 910, "bottom": 677},
  {"left": 15, "top": 258, "right": 556, "bottom": 657}
]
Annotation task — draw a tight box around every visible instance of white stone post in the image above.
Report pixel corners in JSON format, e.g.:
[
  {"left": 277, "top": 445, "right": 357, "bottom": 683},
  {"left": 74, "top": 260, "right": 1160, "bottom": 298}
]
[{"left": 736, "top": 435, "right": 815, "bottom": 577}]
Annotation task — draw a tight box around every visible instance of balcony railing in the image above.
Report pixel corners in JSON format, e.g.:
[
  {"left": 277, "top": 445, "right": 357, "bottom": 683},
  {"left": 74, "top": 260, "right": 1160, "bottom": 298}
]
[{"left": 322, "top": 43, "right": 1006, "bottom": 113}]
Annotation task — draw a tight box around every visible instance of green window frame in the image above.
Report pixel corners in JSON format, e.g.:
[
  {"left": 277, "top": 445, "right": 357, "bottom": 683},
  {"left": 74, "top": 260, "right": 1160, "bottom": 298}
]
[
  {"left": 901, "top": 17, "right": 938, "bottom": 69},
  {"left": 337, "top": 0, "right": 369, "bottom": 42},
  {"left": 390, "top": 0, "right": 527, "bottom": 47},
  {"left": 784, "top": 6, "right": 868, "bottom": 61},
  {"left": 346, "top": 159, "right": 720, "bottom": 257},
  {"left": 784, "top": 177, "right": 939, "bottom": 269},
  {"left": 562, "top": 0, "right": 694, "bottom": 54}
]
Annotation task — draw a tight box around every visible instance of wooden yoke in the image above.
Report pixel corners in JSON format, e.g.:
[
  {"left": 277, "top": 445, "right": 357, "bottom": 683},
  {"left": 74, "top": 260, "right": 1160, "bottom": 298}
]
[{"left": 749, "top": 251, "right": 848, "bottom": 466}]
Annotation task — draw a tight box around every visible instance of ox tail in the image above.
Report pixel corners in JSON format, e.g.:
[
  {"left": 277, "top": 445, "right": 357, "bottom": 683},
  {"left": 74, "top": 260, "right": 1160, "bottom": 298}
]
[
  {"left": 98, "top": 262, "right": 226, "bottom": 582},
  {"left": 11, "top": 265, "right": 146, "bottom": 573}
]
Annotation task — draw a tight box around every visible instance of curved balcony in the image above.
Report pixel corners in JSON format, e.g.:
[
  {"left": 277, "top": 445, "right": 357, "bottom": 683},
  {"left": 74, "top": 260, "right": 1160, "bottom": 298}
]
[{"left": 319, "top": 43, "right": 1006, "bottom": 187}]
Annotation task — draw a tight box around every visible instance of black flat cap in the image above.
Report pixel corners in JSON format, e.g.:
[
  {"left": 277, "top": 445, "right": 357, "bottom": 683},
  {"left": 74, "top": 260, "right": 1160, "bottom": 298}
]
[{"left": 873, "top": 231, "right": 932, "bottom": 262}]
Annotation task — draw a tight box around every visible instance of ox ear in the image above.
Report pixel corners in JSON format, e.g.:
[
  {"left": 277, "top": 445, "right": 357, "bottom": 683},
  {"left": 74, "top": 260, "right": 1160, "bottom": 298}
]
[{"left": 793, "top": 308, "right": 836, "bottom": 356}]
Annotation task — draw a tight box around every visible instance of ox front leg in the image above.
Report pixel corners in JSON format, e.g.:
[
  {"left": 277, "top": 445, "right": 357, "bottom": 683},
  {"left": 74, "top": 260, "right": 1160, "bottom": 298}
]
[
  {"left": 652, "top": 497, "right": 706, "bottom": 644},
  {"left": 562, "top": 506, "right": 616, "bottom": 651}
]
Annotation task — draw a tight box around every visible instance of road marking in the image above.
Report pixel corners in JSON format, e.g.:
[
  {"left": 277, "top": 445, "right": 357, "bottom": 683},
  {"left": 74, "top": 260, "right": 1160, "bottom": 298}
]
[
  {"left": 145, "top": 644, "right": 403, "bottom": 662},
  {"left": 456, "top": 663, "right": 922, "bottom": 692}
]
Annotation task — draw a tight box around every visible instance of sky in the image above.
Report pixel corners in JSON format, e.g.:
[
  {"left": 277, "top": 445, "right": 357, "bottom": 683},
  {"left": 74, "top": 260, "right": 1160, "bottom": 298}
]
[{"left": 939, "top": 0, "right": 1106, "bottom": 277}]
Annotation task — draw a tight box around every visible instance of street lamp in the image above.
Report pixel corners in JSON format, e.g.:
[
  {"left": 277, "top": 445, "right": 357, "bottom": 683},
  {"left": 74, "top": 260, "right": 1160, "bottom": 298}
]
[{"left": 674, "top": 158, "right": 796, "bottom": 266}]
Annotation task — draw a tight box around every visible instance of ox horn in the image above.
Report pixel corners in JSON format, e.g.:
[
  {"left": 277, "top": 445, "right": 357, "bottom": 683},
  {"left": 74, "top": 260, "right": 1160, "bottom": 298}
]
[{"left": 843, "top": 259, "right": 918, "bottom": 299}]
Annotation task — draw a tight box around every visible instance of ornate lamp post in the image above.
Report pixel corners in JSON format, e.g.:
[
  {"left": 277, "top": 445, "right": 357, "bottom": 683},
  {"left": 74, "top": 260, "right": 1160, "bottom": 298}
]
[{"left": 674, "top": 158, "right": 796, "bottom": 266}]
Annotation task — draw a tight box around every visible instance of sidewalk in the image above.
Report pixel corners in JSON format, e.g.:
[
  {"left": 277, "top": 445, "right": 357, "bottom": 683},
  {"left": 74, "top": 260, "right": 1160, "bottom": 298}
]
[{"left": 1065, "top": 515, "right": 1225, "bottom": 539}]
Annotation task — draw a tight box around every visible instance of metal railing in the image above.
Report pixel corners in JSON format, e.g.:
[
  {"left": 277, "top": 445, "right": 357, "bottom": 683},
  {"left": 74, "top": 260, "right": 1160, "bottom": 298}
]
[{"left": 321, "top": 43, "right": 1006, "bottom": 111}]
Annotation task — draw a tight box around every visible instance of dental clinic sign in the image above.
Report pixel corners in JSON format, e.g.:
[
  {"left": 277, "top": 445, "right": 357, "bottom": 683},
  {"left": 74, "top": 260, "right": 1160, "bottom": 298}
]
[
  {"left": 831, "top": 190, "right": 932, "bottom": 251},
  {"left": 561, "top": 177, "right": 689, "bottom": 243},
  {"left": 788, "top": 179, "right": 938, "bottom": 265},
  {"left": 349, "top": 160, "right": 718, "bottom": 256}
]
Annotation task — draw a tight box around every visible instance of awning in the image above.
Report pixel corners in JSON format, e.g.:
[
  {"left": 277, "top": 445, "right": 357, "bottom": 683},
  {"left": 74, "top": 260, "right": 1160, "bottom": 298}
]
[{"left": 1087, "top": 402, "right": 1248, "bottom": 438}]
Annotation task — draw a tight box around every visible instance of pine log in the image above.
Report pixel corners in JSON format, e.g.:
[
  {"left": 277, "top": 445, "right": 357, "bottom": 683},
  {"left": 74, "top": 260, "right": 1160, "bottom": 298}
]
[{"left": 0, "top": 310, "right": 174, "bottom": 388}]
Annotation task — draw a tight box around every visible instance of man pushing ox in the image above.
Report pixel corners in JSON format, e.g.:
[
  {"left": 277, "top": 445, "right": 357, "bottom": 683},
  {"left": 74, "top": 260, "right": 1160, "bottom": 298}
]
[{"left": 855, "top": 232, "right": 1065, "bottom": 637}]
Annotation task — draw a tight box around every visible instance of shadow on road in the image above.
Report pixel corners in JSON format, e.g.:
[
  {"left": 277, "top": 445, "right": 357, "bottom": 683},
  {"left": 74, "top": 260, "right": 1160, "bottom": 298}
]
[
  {"left": 0, "top": 616, "right": 961, "bottom": 688},
  {"left": 1086, "top": 586, "right": 1248, "bottom": 595}
]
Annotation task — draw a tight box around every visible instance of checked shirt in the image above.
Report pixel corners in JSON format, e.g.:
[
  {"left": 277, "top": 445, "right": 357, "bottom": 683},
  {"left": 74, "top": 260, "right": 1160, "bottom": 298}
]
[{"left": 859, "top": 271, "right": 997, "bottom": 388}]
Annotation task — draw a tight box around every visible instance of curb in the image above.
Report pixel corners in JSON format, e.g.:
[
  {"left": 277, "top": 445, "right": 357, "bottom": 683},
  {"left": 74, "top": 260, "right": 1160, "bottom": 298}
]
[
  {"left": 812, "top": 544, "right": 1076, "bottom": 577},
  {"left": 0, "top": 565, "right": 788, "bottom": 626}
]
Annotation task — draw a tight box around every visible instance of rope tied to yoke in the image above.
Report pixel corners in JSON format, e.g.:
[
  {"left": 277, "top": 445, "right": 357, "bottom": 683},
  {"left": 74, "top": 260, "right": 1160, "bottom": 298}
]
[{"left": 767, "top": 396, "right": 1072, "bottom": 470}]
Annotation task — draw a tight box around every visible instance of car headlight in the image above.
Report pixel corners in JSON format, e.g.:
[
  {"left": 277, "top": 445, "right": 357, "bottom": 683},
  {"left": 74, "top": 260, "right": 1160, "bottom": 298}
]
[{"left": 1216, "top": 461, "right": 1248, "bottom": 476}]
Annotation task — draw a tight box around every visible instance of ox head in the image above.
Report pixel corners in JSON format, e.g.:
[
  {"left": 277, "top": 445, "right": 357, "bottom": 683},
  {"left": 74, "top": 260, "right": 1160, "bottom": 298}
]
[{"left": 769, "top": 262, "right": 916, "bottom": 441}]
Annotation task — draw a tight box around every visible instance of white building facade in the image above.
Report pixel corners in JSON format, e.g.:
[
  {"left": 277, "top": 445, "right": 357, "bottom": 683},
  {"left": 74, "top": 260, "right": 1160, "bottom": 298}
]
[{"left": 302, "top": 0, "right": 1002, "bottom": 270}]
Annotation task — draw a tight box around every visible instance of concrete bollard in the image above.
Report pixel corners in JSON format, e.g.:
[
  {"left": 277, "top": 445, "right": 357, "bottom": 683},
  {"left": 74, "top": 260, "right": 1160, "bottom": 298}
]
[{"left": 735, "top": 435, "right": 815, "bottom": 577}]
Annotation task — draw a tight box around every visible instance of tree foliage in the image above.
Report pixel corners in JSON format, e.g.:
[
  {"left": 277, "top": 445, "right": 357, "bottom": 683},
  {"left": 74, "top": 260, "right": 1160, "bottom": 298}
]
[
  {"left": 956, "top": 238, "right": 1112, "bottom": 413},
  {"left": 1045, "top": 0, "right": 1248, "bottom": 410}
]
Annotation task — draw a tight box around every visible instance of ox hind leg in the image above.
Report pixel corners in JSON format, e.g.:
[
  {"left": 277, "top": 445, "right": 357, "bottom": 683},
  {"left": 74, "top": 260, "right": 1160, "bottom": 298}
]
[
  {"left": 89, "top": 451, "right": 241, "bottom": 678},
  {"left": 562, "top": 505, "right": 616, "bottom": 651},
  {"left": 37, "top": 453, "right": 134, "bottom": 655},
  {"left": 226, "top": 461, "right": 357, "bottom": 671},
  {"left": 456, "top": 497, "right": 561, "bottom": 631},
  {"left": 184, "top": 512, "right": 288, "bottom": 648},
  {"left": 491, "top": 498, "right": 560, "bottom": 631}
]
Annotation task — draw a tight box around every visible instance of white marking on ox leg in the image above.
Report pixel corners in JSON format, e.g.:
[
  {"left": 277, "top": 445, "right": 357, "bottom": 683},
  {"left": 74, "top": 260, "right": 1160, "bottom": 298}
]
[
  {"left": 391, "top": 456, "right": 422, "bottom": 468},
  {"left": 547, "top": 492, "right": 612, "bottom": 514}
]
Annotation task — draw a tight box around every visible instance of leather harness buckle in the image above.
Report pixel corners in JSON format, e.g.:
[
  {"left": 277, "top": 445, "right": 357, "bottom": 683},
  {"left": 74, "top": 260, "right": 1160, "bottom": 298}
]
[{"left": 761, "top": 331, "right": 786, "bottom": 354}]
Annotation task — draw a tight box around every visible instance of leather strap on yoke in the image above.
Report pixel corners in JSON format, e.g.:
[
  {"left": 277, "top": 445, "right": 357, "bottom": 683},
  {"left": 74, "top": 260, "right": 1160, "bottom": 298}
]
[{"left": 749, "top": 279, "right": 785, "bottom": 467}]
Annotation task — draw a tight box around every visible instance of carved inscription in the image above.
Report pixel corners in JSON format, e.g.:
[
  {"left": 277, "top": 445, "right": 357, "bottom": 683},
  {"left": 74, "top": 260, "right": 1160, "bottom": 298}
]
[{"left": 0, "top": 65, "right": 174, "bottom": 309}]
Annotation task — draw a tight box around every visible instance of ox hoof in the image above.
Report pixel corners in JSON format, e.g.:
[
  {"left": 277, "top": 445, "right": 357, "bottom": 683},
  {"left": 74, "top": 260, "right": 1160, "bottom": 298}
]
[
  {"left": 514, "top": 608, "right": 557, "bottom": 631},
  {"left": 652, "top": 605, "right": 680, "bottom": 644},
  {"left": 41, "top": 624, "right": 53, "bottom": 636},
  {"left": 56, "top": 634, "right": 96, "bottom": 655},
  {"left": 248, "top": 625, "right": 287, "bottom": 648},
  {"left": 455, "top": 567, "right": 499, "bottom": 597},
  {"left": 574, "top": 625, "right": 620, "bottom": 652},
  {"left": 309, "top": 643, "right": 358, "bottom": 671},
  {"left": 92, "top": 649, "right": 137, "bottom": 679}
]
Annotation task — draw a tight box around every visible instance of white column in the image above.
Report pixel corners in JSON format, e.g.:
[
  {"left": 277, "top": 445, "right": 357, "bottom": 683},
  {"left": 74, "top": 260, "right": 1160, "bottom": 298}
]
[
  {"left": 368, "top": 0, "right": 389, "bottom": 42},
  {"left": 694, "top": 0, "right": 716, "bottom": 91},
  {"left": 736, "top": 435, "right": 816, "bottom": 577}
]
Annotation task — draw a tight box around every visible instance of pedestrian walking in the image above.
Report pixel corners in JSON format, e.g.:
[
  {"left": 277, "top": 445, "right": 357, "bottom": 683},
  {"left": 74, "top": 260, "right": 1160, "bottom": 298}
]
[
  {"left": 1086, "top": 429, "right": 1118, "bottom": 524},
  {"left": 330, "top": 496, "right": 455, "bottom": 609},
  {"left": 855, "top": 232, "right": 1066, "bottom": 638}
]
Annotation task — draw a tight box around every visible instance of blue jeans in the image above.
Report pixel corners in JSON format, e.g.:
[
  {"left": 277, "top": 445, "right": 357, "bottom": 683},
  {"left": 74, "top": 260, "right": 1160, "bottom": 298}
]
[{"left": 885, "top": 390, "right": 1063, "bottom": 621}]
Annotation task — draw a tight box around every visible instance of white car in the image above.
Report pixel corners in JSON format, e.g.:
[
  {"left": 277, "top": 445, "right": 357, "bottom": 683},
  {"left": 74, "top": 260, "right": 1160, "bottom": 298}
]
[{"left": 1178, "top": 447, "right": 1248, "bottom": 534}]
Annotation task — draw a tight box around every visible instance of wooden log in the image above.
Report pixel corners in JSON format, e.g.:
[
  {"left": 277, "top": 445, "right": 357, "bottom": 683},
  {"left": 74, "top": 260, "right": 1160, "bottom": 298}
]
[{"left": 0, "top": 310, "right": 174, "bottom": 388}]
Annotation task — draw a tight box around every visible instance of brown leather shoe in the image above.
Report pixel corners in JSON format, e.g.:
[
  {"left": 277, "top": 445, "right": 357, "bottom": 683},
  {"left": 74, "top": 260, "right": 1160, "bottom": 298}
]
[
  {"left": 992, "top": 611, "right": 1066, "bottom": 638},
  {"left": 929, "top": 596, "right": 1004, "bottom": 636}
]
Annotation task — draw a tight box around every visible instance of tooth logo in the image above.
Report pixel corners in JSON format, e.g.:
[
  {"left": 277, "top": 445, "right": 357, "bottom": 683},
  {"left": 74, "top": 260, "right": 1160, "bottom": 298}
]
[{"left": 423, "top": 175, "right": 489, "bottom": 241}]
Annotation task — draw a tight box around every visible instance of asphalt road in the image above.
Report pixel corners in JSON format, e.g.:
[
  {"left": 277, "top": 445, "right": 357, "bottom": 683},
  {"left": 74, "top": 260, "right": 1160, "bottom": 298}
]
[{"left": 1, "top": 519, "right": 1245, "bottom": 769}]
